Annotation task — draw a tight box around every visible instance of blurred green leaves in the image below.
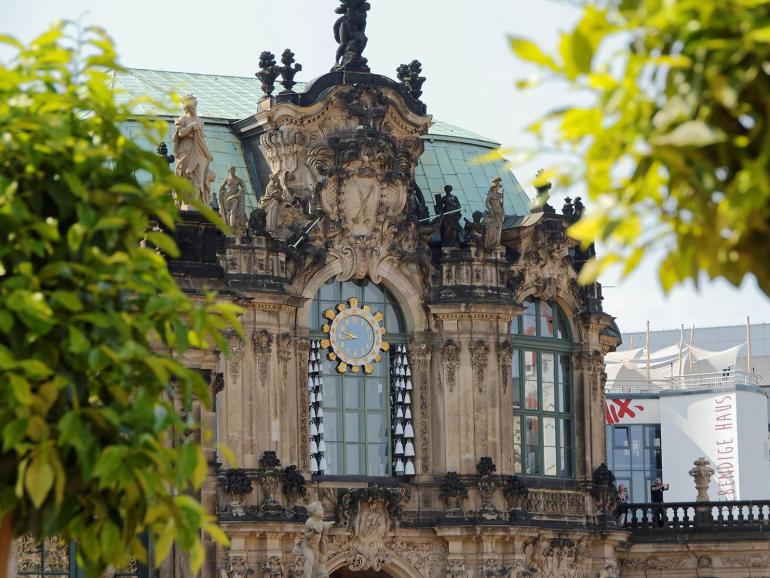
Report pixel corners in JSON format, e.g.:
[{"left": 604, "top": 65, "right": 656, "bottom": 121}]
[
  {"left": 0, "top": 22, "right": 238, "bottom": 576},
  {"left": 511, "top": 0, "right": 770, "bottom": 294}
]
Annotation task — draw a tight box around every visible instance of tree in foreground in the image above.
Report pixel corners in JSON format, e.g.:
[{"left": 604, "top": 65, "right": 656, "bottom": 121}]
[
  {"left": 510, "top": 0, "right": 770, "bottom": 294},
  {"left": 0, "top": 23, "right": 239, "bottom": 577}
]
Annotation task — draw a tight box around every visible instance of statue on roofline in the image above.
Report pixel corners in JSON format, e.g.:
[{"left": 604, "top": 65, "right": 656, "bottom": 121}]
[
  {"left": 172, "top": 94, "right": 214, "bottom": 208},
  {"left": 332, "top": 0, "right": 371, "bottom": 72},
  {"left": 218, "top": 166, "right": 247, "bottom": 236},
  {"left": 483, "top": 176, "right": 505, "bottom": 250}
]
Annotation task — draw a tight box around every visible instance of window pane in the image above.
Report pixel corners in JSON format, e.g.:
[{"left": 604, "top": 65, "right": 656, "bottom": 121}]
[
  {"left": 343, "top": 377, "right": 363, "bottom": 408},
  {"left": 612, "top": 447, "right": 631, "bottom": 470},
  {"left": 319, "top": 279, "right": 337, "bottom": 301},
  {"left": 513, "top": 414, "right": 522, "bottom": 473},
  {"left": 344, "top": 412, "right": 364, "bottom": 442},
  {"left": 366, "top": 444, "right": 389, "bottom": 476},
  {"left": 544, "top": 446, "right": 557, "bottom": 476},
  {"left": 324, "top": 376, "right": 341, "bottom": 408},
  {"left": 512, "top": 349, "right": 521, "bottom": 409},
  {"left": 525, "top": 416, "right": 539, "bottom": 474},
  {"left": 542, "top": 353, "right": 555, "bottom": 412},
  {"left": 345, "top": 444, "right": 365, "bottom": 475},
  {"left": 560, "top": 446, "right": 573, "bottom": 477},
  {"left": 363, "top": 282, "right": 384, "bottom": 304},
  {"left": 524, "top": 350, "right": 539, "bottom": 410},
  {"left": 560, "top": 419, "right": 572, "bottom": 449},
  {"left": 324, "top": 410, "right": 341, "bottom": 442},
  {"left": 558, "top": 355, "right": 571, "bottom": 412},
  {"left": 605, "top": 425, "right": 613, "bottom": 469},
  {"left": 511, "top": 316, "right": 520, "bottom": 335},
  {"left": 630, "top": 426, "right": 644, "bottom": 468},
  {"left": 543, "top": 417, "right": 556, "bottom": 447},
  {"left": 325, "top": 442, "right": 342, "bottom": 474},
  {"left": 342, "top": 282, "right": 363, "bottom": 303},
  {"left": 522, "top": 300, "right": 537, "bottom": 337},
  {"left": 556, "top": 309, "right": 570, "bottom": 340},
  {"left": 366, "top": 411, "right": 387, "bottom": 442},
  {"left": 539, "top": 301, "right": 554, "bottom": 338},
  {"left": 365, "top": 378, "right": 387, "bottom": 409},
  {"left": 613, "top": 427, "right": 629, "bottom": 448}
]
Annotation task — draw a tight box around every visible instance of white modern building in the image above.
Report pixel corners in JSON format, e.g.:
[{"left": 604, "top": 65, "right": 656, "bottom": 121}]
[{"left": 605, "top": 323, "right": 770, "bottom": 503}]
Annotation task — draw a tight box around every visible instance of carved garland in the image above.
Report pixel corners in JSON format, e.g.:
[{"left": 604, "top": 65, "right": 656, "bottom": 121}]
[
  {"left": 295, "top": 337, "right": 311, "bottom": 471},
  {"left": 277, "top": 333, "right": 293, "bottom": 387},
  {"left": 409, "top": 333, "right": 432, "bottom": 474},
  {"left": 497, "top": 340, "right": 514, "bottom": 394},
  {"left": 439, "top": 340, "right": 460, "bottom": 393},
  {"left": 469, "top": 340, "right": 490, "bottom": 394},
  {"left": 252, "top": 329, "right": 273, "bottom": 388},
  {"left": 227, "top": 333, "right": 245, "bottom": 381}
]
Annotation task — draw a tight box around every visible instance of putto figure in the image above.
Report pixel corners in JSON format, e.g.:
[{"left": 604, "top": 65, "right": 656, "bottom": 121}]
[
  {"left": 218, "top": 166, "right": 247, "bottom": 235},
  {"left": 173, "top": 94, "right": 214, "bottom": 207},
  {"left": 332, "top": 0, "right": 371, "bottom": 72},
  {"left": 292, "top": 501, "right": 333, "bottom": 578}
]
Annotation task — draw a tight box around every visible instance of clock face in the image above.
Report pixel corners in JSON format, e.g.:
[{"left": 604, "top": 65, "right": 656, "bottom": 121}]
[{"left": 321, "top": 297, "right": 389, "bottom": 374}]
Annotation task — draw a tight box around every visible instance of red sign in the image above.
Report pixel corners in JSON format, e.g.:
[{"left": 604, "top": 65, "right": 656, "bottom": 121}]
[{"left": 605, "top": 398, "right": 646, "bottom": 425}]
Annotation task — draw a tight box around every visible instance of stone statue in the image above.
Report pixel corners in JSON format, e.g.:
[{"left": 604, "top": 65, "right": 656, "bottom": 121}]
[
  {"left": 219, "top": 166, "right": 247, "bottom": 235},
  {"left": 436, "top": 185, "right": 463, "bottom": 247},
  {"left": 173, "top": 94, "right": 214, "bottom": 207},
  {"left": 332, "top": 0, "right": 371, "bottom": 72},
  {"left": 483, "top": 177, "right": 505, "bottom": 250},
  {"left": 464, "top": 211, "right": 484, "bottom": 246},
  {"left": 292, "top": 502, "right": 333, "bottom": 578},
  {"left": 259, "top": 172, "right": 295, "bottom": 236}
]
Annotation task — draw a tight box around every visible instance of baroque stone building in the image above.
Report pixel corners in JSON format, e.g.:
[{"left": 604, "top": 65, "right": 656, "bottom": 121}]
[{"left": 16, "top": 4, "right": 770, "bottom": 578}]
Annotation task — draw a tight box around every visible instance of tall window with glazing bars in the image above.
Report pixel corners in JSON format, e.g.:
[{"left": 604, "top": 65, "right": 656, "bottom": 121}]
[
  {"left": 511, "top": 299, "right": 574, "bottom": 477},
  {"left": 307, "top": 279, "right": 411, "bottom": 477}
]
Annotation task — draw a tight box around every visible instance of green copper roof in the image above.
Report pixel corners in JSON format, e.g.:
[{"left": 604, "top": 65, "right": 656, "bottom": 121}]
[{"left": 116, "top": 68, "right": 532, "bottom": 217}]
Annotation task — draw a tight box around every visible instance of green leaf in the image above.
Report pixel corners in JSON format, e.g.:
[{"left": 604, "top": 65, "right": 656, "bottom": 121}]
[
  {"left": 9, "top": 374, "right": 32, "bottom": 404},
  {"left": 509, "top": 36, "right": 559, "bottom": 70},
  {"left": 3, "top": 418, "right": 28, "bottom": 451},
  {"left": 51, "top": 290, "right": 83, "bottom": 312},
  {"left": 25, "top": 453, "right": 54, "bottom": 507}
]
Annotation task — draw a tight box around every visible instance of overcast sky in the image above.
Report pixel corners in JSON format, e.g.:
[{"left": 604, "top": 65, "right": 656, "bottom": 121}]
[{"left": 3, "top": 0, "right": 769, "bottom": 334}]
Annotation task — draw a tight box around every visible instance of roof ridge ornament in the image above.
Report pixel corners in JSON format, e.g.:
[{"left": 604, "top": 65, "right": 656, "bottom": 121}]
[
  {"left": 256, "top": 51, "right": 279, "bottom": 98},
  {"left": 332, "top": 0, "right": 371, "bottom": 72},
  {"left": 396, "top": 60, "right": 426, "bottom": 102}
]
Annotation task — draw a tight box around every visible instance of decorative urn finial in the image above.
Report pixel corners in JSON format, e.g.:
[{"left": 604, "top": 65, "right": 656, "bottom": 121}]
[
  {"left": 277, "top": 49, "right": 302, "bottom": 93},
  {"left": 689, "top": 457, "right": 715, "bottom": 502},
  {"left": 256, "top": 51, "right": 280, "bottom": 97}
]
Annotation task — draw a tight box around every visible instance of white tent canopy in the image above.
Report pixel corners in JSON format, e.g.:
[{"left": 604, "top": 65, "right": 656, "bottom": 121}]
[{"left": 605, "top": 343, "right": 744, "bottom": 383}]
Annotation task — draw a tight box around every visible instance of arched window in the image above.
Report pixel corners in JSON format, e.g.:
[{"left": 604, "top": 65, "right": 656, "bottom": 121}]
[
  {"left": 307, "top": 279, "right": 409, "bottom": 477},
  {"left": 511, "top": 298, "right": 574, "bottom": 477}
]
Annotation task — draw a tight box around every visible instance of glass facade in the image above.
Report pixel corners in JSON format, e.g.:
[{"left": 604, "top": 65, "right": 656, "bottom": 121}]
[
  {"left": 605, "top": 424, "right": 662, "bottom": 502},
  {"left": 311, "top": 279, "right": 406, "bottom": 476},
  {"left": 512, "top": 299, "right": 574, "bottom": 477}
]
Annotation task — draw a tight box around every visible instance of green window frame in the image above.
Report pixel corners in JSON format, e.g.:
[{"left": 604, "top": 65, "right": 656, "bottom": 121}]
[
  {"left": 310, "top": 279, "right": 407, "bottom": 476},
  {"left": 511, "top": 299, "right": 575, "bottom": 478}
]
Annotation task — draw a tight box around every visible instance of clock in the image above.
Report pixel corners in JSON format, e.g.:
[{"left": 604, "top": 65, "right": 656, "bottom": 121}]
[{"left": 320, "top": 297, "right": 389, "bottom": 374}]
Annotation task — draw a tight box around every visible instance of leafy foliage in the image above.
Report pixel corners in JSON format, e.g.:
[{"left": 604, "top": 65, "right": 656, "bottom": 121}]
[
  {"left": 0, "top": 23, "right": 239, "bottom": 576},
  {"left": 511, "top": 0, "right": 770, "bottom": 294}
]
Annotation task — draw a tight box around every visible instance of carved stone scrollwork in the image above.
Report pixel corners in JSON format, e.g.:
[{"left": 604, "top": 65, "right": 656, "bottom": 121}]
[
  {"left": 525, "top": 489, "right": 586, "bottom": 518},
  {"left": 440, "top": 472, "right": 468, "bottom": 518},
  {"left": 334, "top": 486, "right": 410, "bottom": 572},
  {"left": 262, "top": 555, "right": 284, "bottom": 578},
  {"left": 469, "top": 340, "right": 490, "bottom": 394},
  {"left": 575, "top": 350, "right": 606, "bottom": 402},
  {"left": 252, "top": 330, "right": 273, "bottom": 388},
  {"left": 227, "top": 333, "right": 245, "bottom": 381},
  {"left": 409, "top": 333, "right": 433, "bottom": 474},
  {"left": 445, "top": 560, "right": 468, "bottom": 578},
  {"left": 524, "top": 534, "right": 592, "bottom": 578},
  {"left": 480, "top": 559, "right": 511, "bottom": 578},
  {"left": 497, "top": 340, "right": 514, "bottom": 394},
  {"left": 440, "top": 340, "right": 460, "bottom": 393},
  {"left": 222, "top": 556, "right": 256, "bottom": 578}
]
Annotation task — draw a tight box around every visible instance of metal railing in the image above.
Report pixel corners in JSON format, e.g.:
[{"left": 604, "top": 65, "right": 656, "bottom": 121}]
[
  {"left": 620, "top": 500, "right": 770, "bottom": 530},
  {"left": 606, "top": 369, "right": 762, "bottom": 394}
]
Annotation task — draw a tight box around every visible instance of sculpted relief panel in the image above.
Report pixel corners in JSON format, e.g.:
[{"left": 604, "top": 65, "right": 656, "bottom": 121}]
[{"left": 256, "top": 84, "right": 431, "bottom": 286}]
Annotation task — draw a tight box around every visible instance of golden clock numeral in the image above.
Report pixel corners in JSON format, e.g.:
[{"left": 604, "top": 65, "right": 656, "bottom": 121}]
[
  {"left": 374, "top": 311, "right": 383, "bottom": 322},
  {"left": 324, "top": 309, "right": 336, "bottom": 320},
  {"left": 363, "top": 304, "right": 371, "bottom": 311},
  {"left": 348, "top": 297, "right": 358, "bottom": 308},
  {"left": 374, "top": 354, "right": 381, "bottom": 363},
  {"left": 351, "top": 366, "right": 360, "bottom": 374},
  {"left": 380, "top": 327, "right": 386, "bottom": 335},
  {"left": 337, "top": 303, "right": 347, "bottom": 312},
  {"left": 329, "top": 352, "right": 337, "bottom": 361},
  {"left": 381, "top": 342, "right": 390, "bottom": 351},
  {"left": 364, "top": 364, "right": 374, "bottom": 374},
  {"left": 337, "top": 362, "right": 348, "bottom": 374},
  {"left": 322, "top": 324, "right": 330, "bottom": 333},
  {"left": 320, "top": 338, "right": 331, "bottom": 348}
]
